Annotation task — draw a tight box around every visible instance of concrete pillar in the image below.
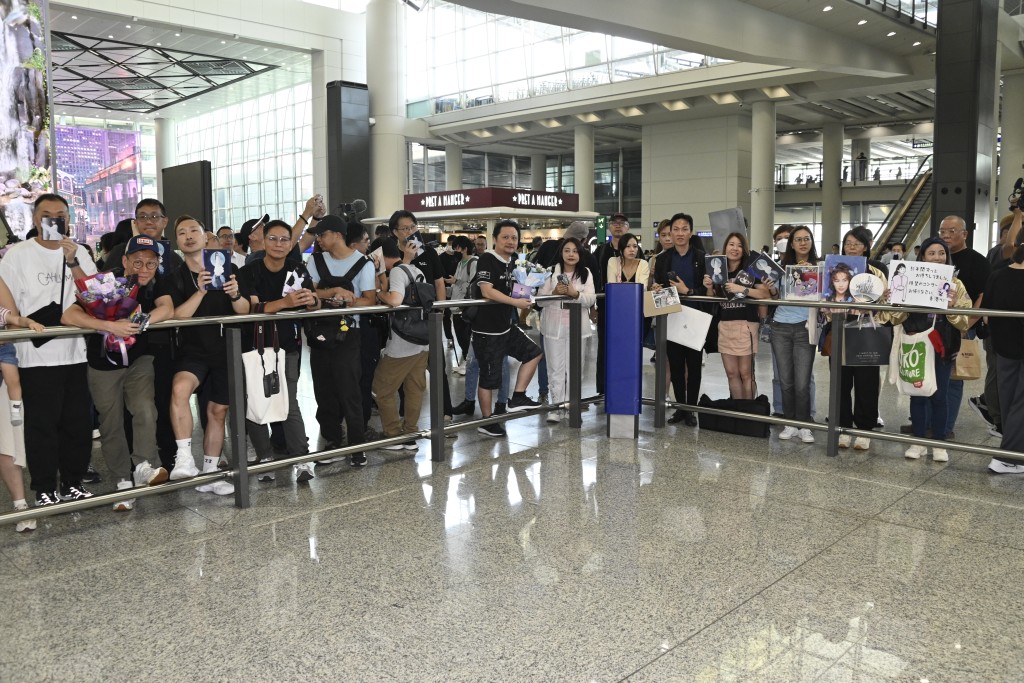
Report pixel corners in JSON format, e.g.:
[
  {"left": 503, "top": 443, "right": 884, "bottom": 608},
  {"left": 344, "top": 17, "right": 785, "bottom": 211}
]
[
  {"left": 531, "top": 153, "right": 547, "bottom": 191},
  {"left": 154, "top": 117, "right": 176, "bottom": 200},
  {"left": 311, "top": 49, "right": 339, "bottom": 206},
  {"left": 851, "top": 138, "right": 871, "bottom": 185},
  {"left": 367, "top": 0, "right": 406, "bottom": 215},
  {"left": 574, "top": 125, "right": 595, "bottom": 211},
  {"left": 445, "top": 144, "right": 462, "bottom": 190},
  {"left": 821, "top": 123, "right": 844, "bottom": 251},
  {"left": 750, "top": 101, "right": 776, "bottom": 254}
]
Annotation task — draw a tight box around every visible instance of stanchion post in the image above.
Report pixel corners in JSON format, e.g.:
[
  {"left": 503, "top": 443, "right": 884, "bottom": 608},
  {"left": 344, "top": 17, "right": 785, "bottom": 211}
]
[
  {"left": 826, "top": 310, "right": 846, "bottom": 457},
  {"left": 654, "top": 316, "right": 668, "bottom": 428},
  {"left": 428, "top": 310, "right": 446, "bottom": 462},
  {"left": 568, "top": 300, "right": 582, "bottom": 428},
  {"left": 225, "top": 326, "right": 250, "bottom": 508}
]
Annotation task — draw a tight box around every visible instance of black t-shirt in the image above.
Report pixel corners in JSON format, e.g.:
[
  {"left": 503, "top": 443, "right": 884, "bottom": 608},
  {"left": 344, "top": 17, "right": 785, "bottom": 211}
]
[
  {"left": 984, "top": 266, "right": 1024, "bottom": 360},
  {"left": 411, "top": 246, "right": 443, "bottom": 285},
  {"left": 951, "top": 247, "right": 991, "bottom": 305},
  {"left": 156, "top": 262, "right": 245, "bottom": 365},
  {"left": 236, "top": 258, "right": 313, "bottom": 353},
  {"left": 81, "top": 268, "right": 158, "bottom": 371},
  {"left": 717, "top": 267, "right": 759, "bottom": 323},
  {"left": 439, "top": 250, "right": 460, "bottom": 279},
  {"left": 471, "top": 251, "right": 516, "bottom": 334}
]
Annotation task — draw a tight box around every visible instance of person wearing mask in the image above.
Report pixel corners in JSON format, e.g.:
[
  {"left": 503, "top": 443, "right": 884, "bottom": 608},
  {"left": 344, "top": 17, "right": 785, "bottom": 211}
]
[
  {"left": 594, "top": 212, "right": 628, "bottom": 394},
  {"left": 770, "top": 225, "right": 818, "bottom": 443},
  {"left": 651, "top": 213, "right": 707, "bottom": 426},
  {"left": 982, "top": 241, "right": 1024, "bottom": 473},
  {"left": 829, "top": 227, "right": 890, "bottom": 450},
  {"left": 891, "top": 237, "right": 971, "bottom": 462},
  {"left": 701, "top": 232, "right": 769, "bottom": 400},
  {"left": 449, "top": 235, "right": 478, "bottom": 374},
  {"left": 536, "top": 237, "right": 597, "bottom": 423},
  {"left": 938, "top": 215, "right": 990, "bottom": 439},
  {"left": 606, "top": 233, "right": 649, "bottom": 285}
]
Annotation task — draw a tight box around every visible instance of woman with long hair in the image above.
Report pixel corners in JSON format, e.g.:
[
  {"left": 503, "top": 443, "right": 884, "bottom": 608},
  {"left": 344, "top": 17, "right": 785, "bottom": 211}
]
[
  {"left": 771, "top": 225, "right": 818, "bottom": 443},
  {"left": 702, "top": 232, "right": 768, "bottom": 399},
  {"left": 537, "top": 237, "right": 596, "bottom": 424},
  {"left": 606, "top": 232, "right": 650, "bottom": 285},
  {"left": 983, "top": 242, "right": 1024, "bottom": 474},
  {"left": 890, "top": 237, "right": 970, "bottom": 462}
]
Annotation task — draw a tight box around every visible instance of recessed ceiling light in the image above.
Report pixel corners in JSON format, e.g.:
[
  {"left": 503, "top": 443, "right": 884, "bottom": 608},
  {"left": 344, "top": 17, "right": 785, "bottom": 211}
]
[
  {"left": 887, "top": 31, "right": 896, "bottom": 37},
  {"left": 125, "top": 24, "right": 131, "bottom": 29},
  {"left": 71, "top": 15, "right": 77, "bottom": 19},
  {"left": 857, "top": 19, "right": 867, "bottom": 25},
  {"left": 913, "top": 41, "right": 922, "bottom": 46},
  {"left": 156, "top": 42, "right": 161, "bottom": 46},
  {"left": 263, "top": 47, "right": 268, "bottom": 51},
  {"left": 823, "top": 5, "right": 833, "bottom": 11},
  {"left": 108, "top": 35, "right": 113, "bottom": 39},
  {"left": 220, "top": 40, "right": 226, "bottom": 44},
  {"left": 175, "top": 32, "right": 180, "bottom": 37}
]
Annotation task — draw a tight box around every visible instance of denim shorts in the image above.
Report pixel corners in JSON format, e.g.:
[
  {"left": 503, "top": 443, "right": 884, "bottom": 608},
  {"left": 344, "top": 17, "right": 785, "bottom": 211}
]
[{"left": 0, "top": 343, "right": 18, "bottom": 367}]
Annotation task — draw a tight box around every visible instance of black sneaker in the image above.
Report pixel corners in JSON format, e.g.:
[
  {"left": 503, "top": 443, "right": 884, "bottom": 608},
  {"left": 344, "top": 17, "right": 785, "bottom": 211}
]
[
  {"left": 478, "top": 423, "right": 507, "bottom": 438},
  {"left": 451, "top": 400, "right": 475, "bottom": 416},
  {"left": 507, "top": 395, "right": 542, "bottom": 412},
  {"left": 36, "top": 490, "right": 61, "bottom": 507},
  {"left": 350, "top": 453, "right": 367, "bottom": 467},
  {"left": 59, "top": 484, "right": 94, "bottom": 501},
  {"left": 82, "top": 465, "right": 101, "bottom": 484},
  {"left": 493, "top": 402, "right": 507, "bottom": 415},
  {"left": 968, "top": 396, "right": 996, "bottom": 428}
]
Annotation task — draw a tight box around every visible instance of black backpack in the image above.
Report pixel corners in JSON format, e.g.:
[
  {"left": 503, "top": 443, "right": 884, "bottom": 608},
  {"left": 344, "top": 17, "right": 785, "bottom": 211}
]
[
  {"left": 304, "top": 252, "right": 369, "bottom": 349},
  {"left": 391, "top": 264, "right": 436, "bottom": 345}
]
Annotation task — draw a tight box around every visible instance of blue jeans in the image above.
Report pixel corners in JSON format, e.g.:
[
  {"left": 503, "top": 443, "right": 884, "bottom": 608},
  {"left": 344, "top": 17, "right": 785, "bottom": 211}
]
[
  {"left": 943, "top": 328, "right": 975, "bottom": 436},
  {"left": 464, "top": 345, "right": 509, "bottom": 404},
  {"left": 770, "top": 321, "right": 816, "bottom": 423},
  {"left": 911, "top": 355, "right": 953, "bottom": 441},
  {"left": 772, "top": 347, "right": 816, "bottom": 418}
]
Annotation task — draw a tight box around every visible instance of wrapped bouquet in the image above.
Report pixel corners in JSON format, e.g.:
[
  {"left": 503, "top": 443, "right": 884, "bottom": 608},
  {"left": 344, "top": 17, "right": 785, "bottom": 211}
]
[
  {"left": 75, "top": 272, "right": 145, "bottom": 365},
  {"left": 511, "top": 259, "right": 551, "bottom": 300}
]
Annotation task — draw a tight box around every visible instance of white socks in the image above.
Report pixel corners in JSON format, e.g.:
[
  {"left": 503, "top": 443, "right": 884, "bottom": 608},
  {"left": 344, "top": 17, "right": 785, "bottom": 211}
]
[{"left": 202, "top": 455, "right": 218, "bottom": 472}]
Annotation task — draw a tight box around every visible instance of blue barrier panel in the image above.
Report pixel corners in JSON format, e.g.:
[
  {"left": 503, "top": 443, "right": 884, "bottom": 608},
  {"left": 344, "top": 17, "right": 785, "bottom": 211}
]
[{"left": 604, "top": 283, "right": 643, "bottom": 416}]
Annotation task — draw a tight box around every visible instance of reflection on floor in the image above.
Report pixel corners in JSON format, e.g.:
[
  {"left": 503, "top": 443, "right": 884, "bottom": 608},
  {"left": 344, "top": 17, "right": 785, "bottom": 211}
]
[{"left": 0, "top": 340, "right": 1020, "bottom": 682}]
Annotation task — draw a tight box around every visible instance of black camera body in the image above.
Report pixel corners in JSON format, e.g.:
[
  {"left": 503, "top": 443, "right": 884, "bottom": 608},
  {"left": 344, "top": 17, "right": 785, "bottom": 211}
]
[{"left": 263, "top": 370, "right": 280, "bottom": 397}]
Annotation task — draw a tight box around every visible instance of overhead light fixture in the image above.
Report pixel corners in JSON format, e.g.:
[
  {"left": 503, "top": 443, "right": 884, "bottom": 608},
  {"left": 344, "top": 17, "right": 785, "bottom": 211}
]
[
  {"left": 760, "top": 87, "right": 788, "bottom": 99},
  {"left": 660, "top": 100, "right": 690, "bottom": 111},
  {"left": 913, "top": 41, "right": 922, "bottom": 46},
  {"left": 887, "top": 31, "right": 896, "bottom": 37},
  {"left": 574, "top": 112, "right": 602, "bottom": 123},
  {"left": 263, "top": 47, "right": 268, "bottom": 51},
  {"left": 538, "top": 118, "right": 564, "bottom": 128},
  {"left": 502, "top": 123, "right": 528, "bottom": 133},
  {"left": 616, "top": 105, "right": 646, "bottom": 117},
  {"left": 108, "top": 35, "right": 114, "bottom": 39},
  {"left": 709, "top": 93, "right": 740, "bottom": 105},
  {"left": 470, "top": 129, "right": 494, "bottom": 138},
  {"left": 156, "top": 42, "right": 161, "bottom": 46},
  {"left": 125, "top": 24, "right": 131, "bottom": 28},
  {"left": 220, "top": 40, "right": 226, "bottom": 44},
  {"left": 823, "top": 5, "right": 833, "bottom": 11},
  {"left": 857, "top": 19, "right": 867, "bottom": 25},
  {"left": 175, "top": 32, "right": 180, "bottom": 37}
]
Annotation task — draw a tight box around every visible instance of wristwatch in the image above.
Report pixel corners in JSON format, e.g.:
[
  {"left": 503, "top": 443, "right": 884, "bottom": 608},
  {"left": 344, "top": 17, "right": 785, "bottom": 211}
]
[
  {"left": 66, "top": 258, "right": 80, "bottom": 268},
  {"left": 743, "top": 287, "right": 750, "bottom": 296}
]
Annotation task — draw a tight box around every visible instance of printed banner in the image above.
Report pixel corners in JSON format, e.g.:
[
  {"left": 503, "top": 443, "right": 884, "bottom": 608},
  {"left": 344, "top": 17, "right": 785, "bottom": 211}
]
[{"left": 888, "top": 261, "right": 955, "bottom": 309}]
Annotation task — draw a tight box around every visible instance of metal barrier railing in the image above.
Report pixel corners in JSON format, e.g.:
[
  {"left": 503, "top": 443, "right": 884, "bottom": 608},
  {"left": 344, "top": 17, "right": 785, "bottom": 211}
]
[{"left": 1, "top": 286, "right": 1021, "bottom": 527}]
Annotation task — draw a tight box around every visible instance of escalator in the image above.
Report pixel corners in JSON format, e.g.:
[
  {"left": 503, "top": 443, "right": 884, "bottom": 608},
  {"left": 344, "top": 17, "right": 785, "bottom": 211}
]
[{"left": 871, "top": 156, "right": 932, "bottom": 257}]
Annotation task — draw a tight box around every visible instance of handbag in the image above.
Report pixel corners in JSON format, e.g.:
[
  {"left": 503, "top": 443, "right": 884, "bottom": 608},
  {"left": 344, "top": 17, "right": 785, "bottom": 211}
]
[
  {"left": 242, "top": 322, "right": 288, "bottom": 425},
  {"left": 888, "top": 323, "right": 937, "bottom": 396},
  {"left": 26, "top": 259, "right": 67, "bottom": 347},
  {"left": 952, "top": 337, "right": 982, "bottom": 380},
  {"left": 842, "top": 315, "right": 892, "bottom": 366}
]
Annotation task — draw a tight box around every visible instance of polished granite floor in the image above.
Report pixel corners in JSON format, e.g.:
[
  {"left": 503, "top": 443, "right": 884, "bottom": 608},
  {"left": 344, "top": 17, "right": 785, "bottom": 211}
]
[{"left": 0, "top": 338, "right": 1021, "bottom": 682}]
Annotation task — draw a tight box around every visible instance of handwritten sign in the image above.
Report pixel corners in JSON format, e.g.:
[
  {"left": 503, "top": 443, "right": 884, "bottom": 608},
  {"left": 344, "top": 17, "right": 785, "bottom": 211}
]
[{"left": 888, "top": 261, "right": 955, "bottom": 309}]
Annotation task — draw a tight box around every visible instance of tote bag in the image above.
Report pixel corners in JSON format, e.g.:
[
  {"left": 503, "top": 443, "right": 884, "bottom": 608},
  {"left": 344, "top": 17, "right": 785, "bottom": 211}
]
[
  {"left": 843, "top": 315, "right": 893, "bottom": 366},
  {"left": 888, "top": 324, "right": 937, "bottom": 397},
  {"left": 242, "top": 322, "right": 289, "bottom": 424}
]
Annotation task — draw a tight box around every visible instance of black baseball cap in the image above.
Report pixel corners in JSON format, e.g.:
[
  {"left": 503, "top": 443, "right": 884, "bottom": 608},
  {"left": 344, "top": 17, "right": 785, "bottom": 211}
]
[
  {"left": 310, "top": 214, "right": 346, "bottom": 235},
  {"left": 124, "top": 235, "right": 160, "bottom": 256}
]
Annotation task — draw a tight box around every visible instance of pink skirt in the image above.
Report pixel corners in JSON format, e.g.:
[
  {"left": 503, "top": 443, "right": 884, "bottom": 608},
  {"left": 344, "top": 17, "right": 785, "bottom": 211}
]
[{"left": 717, "top": 320, "right": 759, "bottom": 356}]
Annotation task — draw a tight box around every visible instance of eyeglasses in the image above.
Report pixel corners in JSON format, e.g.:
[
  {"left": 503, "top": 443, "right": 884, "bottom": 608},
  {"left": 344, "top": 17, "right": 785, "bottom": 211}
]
[
  {"left": 136, "top": 213, "right": 166, "bottom": 222},
  {"left": 394, "top": 225, "right": 415, "bottom": 232},
  {"left": 265, "top": 235, "right": 291, "bottom": 244},
  {"left": 937, "top": 228, "right": 960, "bottom": 235},
  {"left": 131, "top": 260, "right": 159, "bottom": 271}
]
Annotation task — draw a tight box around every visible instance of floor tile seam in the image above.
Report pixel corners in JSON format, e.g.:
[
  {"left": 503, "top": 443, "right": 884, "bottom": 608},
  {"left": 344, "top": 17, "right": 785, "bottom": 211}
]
[
  {"left": 859, "top": 514, "right": 1024, "bottom": 553},
  {"left": 701, "top": 478, "right": 893, "bottom": 521},
  {"left": 698, "top": 450, "right": 923, "bottom": 492},
  {"left": 220, "top": 484, "right": 418, "bottom": 528},
  {"left": 906, "top": 484, "right": 1024, "bottom": 511},
  {"left": 811, "top": 641, "right": 861, "bottom": 682},
  {"left": 618, "top": 512, "right": 880, "bottom": 682}
]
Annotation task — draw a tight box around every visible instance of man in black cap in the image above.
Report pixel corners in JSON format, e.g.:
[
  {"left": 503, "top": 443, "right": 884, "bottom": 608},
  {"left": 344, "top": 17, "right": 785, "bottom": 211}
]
[
  {"left": 305, "top": 215, "right": 377, "bottom": 466},
  {"left": 593, "top": 212, "right": 629, "bottom": 394}
]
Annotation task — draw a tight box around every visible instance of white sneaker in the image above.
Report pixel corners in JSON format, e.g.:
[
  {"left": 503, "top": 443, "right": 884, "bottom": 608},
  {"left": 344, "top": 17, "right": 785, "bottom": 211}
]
[
  {"left": 779, "top": 426, "right": 799, "bottom": 440},
  {"left": 10, "top": 400, "right": 22, "bottom": 426},
  {"left": 905, "top": 445, "right": 927, "bottom": 460},
  {"left": 257, "top": 457, "right": 275, "bottom": 482},
  {"left": 853, "top": 437, "right": 871, "bottom": 451},
  {"left": 133, "top": 462, "right": 168, "bottom": 487},
  {"left": 838, "top": 435, "right": 851, "bottom": 449},
  {"left": 13, "top": 502, "right": 35, "bottom": 533},
  {"left": 546, "top": 410, "right": 561, "bottom": 424},
  {"left": 381, "top": 443, "right": 407, "bottom": 451},
  {"left": 92, "top": 428, "right": 101, "bottom": 439},
  {"left": 112, "top": 480, "right": 135, "bottom": 511},
  {"left": 294, "top": 463, "right": 315, "bottom": 483},
  {"left": 403, "top": 441, "right": 419, "bottom": 451},
  {"left": 988, "top": 458, "right": 1024, "bottom": 474},
  {"left": 932, "top": 448, "right": 949, "bottom": 463},
  {"left": 196, "top": 479, "right": 235, "bottom": 495},
  {"left": 169, "top": 452, "right": 199, "bottom": 480},
  {"left": 799, "top": 429, "right": 815, "bottom": 443}
]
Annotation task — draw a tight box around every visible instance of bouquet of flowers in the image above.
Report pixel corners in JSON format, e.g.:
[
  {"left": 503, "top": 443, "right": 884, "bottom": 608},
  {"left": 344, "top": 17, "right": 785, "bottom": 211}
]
[
  {"left": 511, "top": 259, "right": 551, "bottom": 299},
  {"left": 75, "top": 272, "right": 143, "bottom": 365}
]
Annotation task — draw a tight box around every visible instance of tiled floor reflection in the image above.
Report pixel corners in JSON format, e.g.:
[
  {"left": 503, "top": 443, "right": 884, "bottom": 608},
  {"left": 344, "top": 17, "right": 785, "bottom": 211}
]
[{"left": 0, "top": 342, "right": 1020, "bottom": 681}]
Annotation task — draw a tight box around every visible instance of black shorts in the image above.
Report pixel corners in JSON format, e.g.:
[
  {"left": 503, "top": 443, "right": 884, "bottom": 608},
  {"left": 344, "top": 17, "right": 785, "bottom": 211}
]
[
  {"left": 174, "top": 357, "right": 230, "bottom": 406},
  {"left": 472, "top": 327, "right": 541, "bottom": 391}
]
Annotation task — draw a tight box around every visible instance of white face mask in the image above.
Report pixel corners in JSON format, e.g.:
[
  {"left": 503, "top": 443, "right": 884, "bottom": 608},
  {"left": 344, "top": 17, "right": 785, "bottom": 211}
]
[{"left": 775, "top": 238, "right": 788, "bottom": 254}]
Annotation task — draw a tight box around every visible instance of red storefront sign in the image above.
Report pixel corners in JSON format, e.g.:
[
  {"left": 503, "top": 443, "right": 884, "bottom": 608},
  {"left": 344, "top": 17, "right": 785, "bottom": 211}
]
[{"left": 404, "top": 188, "right": 580, "bottom": 212}]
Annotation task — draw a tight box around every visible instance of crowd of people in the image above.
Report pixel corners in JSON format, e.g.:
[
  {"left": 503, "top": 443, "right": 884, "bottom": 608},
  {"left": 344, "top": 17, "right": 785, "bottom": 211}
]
[{"left": 0, "top": 196, "right": 1021, "bottom": 533}]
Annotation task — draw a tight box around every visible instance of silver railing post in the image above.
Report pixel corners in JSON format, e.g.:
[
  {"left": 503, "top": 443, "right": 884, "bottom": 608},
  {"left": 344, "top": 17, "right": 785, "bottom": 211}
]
[
  {"left": 428, "top": 309, "right": 446, "bottom": 462},
  {"left": 826, "top": 311, "right": 846, "bottom": 457},
  {"left": 568, "top": 300, "right": 582, "bottom": 428},
  {"left": 654, "top": 316, "right": 668, "bottom": 428},
  {"left": 225, "top": 326, "right": 250, "bottom": 508}
]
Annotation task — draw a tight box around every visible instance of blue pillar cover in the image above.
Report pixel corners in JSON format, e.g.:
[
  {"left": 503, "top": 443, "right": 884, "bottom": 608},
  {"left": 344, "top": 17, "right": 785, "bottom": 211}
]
[{"left": 604, "top": 283, "right": 643, "bottom": 415}]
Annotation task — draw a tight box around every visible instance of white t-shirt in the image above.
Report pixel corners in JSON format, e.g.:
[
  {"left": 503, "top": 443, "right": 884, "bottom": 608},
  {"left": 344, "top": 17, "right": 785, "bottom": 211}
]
[
  {"left": 384, "top": 264, "right": 428, "bottom": 358},
  {"left": 0, "top": 239, "right": 97, "bottom": 367}
]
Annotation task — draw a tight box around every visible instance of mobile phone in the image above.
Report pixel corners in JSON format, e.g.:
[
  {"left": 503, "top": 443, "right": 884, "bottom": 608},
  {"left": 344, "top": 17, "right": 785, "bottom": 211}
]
[
  {"left": 666, "top": 271, "right": 678, "bottom": 282},
  {"left": 557, "top": 274, "right": 569, "bottom": 286},
  {"left": 40, "top": 217, "right": 67, "bottom": 240},
  {"left": 314, "top": 194, "right": 326, "bottom": 219}
]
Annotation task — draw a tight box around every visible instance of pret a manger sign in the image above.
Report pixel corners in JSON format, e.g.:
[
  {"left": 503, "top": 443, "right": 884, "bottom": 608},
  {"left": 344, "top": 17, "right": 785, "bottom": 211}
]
[{"left": 405, "top": 188, "right": 580, "bottom": 212}]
